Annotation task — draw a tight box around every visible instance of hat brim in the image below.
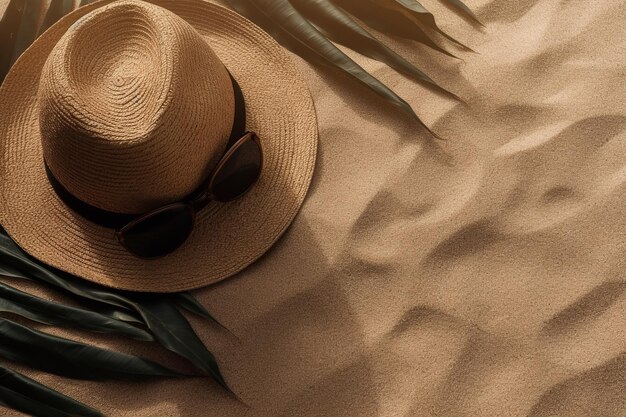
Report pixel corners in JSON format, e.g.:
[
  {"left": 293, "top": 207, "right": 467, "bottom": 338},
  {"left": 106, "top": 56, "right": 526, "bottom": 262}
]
[{"left": 0, "top": 0, "right": 318, "bottom": 292}]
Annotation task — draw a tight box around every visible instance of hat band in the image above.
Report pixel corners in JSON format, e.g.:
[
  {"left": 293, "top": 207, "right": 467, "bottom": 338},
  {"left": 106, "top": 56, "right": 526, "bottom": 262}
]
[{"left": 44, "top": 71, "right": 247, "bottom": 230}]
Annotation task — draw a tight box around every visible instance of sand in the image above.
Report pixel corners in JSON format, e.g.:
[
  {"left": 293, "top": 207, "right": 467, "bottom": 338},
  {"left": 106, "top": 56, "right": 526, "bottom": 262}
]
[{"left": 2, "top": 0, "right": 626, "bottom": 416}]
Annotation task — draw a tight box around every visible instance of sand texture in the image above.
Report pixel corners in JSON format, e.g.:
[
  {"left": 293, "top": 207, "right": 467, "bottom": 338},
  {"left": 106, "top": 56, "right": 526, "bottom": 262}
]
[{"left": 2, "top": 0, "right": 626, "bottom": 416}]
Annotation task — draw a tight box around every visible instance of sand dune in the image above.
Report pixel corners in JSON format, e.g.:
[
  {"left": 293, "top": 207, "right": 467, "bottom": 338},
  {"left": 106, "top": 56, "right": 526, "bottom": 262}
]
[{"left": 2, "top": 0, "right": 626, "bottom": 416}]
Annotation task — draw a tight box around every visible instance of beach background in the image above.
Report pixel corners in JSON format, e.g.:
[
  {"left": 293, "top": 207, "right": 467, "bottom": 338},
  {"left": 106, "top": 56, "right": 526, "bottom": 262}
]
[{"left": 2, "top": 0, "right": 626, "bottom": 416}]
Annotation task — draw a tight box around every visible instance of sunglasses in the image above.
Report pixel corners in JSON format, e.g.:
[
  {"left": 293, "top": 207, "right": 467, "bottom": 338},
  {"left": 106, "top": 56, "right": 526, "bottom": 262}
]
[{"left": 114, "top": 132, "right": 263, "bottom": 259}]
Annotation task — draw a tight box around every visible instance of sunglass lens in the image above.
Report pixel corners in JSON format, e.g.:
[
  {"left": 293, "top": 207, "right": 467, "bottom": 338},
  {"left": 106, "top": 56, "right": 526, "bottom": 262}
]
[
  {"left": 118, "top": 204, "right": 194, "bottom": 258},
  {"left": 211, "top": 134, "right": 262, "bottom": 202}
]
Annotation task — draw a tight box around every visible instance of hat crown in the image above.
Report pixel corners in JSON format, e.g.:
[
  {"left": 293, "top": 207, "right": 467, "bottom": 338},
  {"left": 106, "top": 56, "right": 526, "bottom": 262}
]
[{"left": 38, "top": 0, "right": 235, "bottom": 214}]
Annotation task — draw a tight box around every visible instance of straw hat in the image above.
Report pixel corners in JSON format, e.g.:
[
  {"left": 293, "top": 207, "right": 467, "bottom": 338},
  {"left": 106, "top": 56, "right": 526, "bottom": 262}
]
[{"left": 0, "top": 0, "right": 317, "bottom": 292}]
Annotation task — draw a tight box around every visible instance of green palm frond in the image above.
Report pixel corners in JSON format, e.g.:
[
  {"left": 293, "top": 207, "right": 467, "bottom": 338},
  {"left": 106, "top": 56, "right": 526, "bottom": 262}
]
[
  {"left": 225, "top": 0, "right": 482, "bottom": 135},
  {"left": 0, "top": 318, "right": 183, "bottom": 380},
  {"left": 377, "top": 0, "right": 472, "bottom": 51},
  {"left": 175, "top": 292, "right": 230, "bottom": 332},
  {"left": 441, "top": 0, "right": 484, "bottom": 26},
  {"left": 1, "top": 227, "right": 231, "bottom": 416},
  {"left": 228, "top": 0, "right": 449, "bottom": 135},
  {"left": 288, "top": 0, "right": 437, "bottom": 85},
  {"left": 0, "top": 227, "right": 229, "bottom": 390},
  {"left": 332, "top": 0, "right": 458, "bottom": 57},
  {"left": 0, "top": 281, "right": 154, "bottom": 341},
  {"left": 227, "top": 0, "right": 436, "bottom": 133},
  {"left": 0, "top": 365, "right": 103, "bottom": 417}
]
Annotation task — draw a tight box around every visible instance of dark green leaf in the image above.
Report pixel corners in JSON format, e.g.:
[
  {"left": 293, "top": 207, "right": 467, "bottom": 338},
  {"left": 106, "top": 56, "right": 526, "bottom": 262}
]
[
  {"left": 332, "top": 0, "right": 456, "bottom": 58},
  {"left": 390, "top": 0, "right": 429, "bottom": 15},
  {"left": 0, "top": 365, "right": 102, "bottom": 417},
  {"left": 440, "top": 0, "right": 484, "bottom": 26},
  {"left": 384, "top": 0, "right": 472, "bottom": 51},
  {"left": 0, "top": 231, "right": 138, "bottom": 315},
  {"left": 176, "top": 292, "right": 228, "bottom": 330},
  {"left": 0, "top": 318, "right": 182, "bottom": 380},
  {"left": 0, "top": 262, "right": 25, "bottom": 280},
  {"left": 38, "top": 0, "right": 74, "bottom": 36},
  {"left": 290, "top": 0, "right": 436, "bottom": 86},
  {"left": 0, "top": 281, "right": 153, "bottom": 341},
  {"left": 131, "top": 296, "right": 229, "bottom": 390},
  {"left": 1, "top": 386, "right": 75, "bottom": 417},
  {"left": 226, "top": 0, "right": 435, "bottom": 134},
  {"left": 0, "top": 228, "right": 229, "bottom": 388},
  {"left": 93, "top": 304, "right": 144, "bottom": 325}
]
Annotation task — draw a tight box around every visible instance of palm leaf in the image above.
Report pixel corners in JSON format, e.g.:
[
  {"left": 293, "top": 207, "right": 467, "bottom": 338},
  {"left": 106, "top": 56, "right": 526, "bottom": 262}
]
[
  {"left": 175, "top": 292, "right": 228, "bottom": 331},
  {"left": 90, "top": 303, "right": 144, "bottom": 325},
  {"left": 331, "top": 0, "right": 457, "bottom": 58},
  {"left": 128, "top": 296, "right": 230, "bottom": 390},
  {"left": 0, "top": 281, "right": 153, "bottom": 341},
  {"left": 1, "top": 386, "right": 75, "bottom": 417},
  {"left": 226, "top": 0, "right": 435, "bottom": 134},
  {"left": 0, "top": 231, "right": 133, "bottom": 316},
  {"left": 0, "top": 318, "right": 182, "bottom": 380},
  {"left": 0, "top": 365, "right": 102, "bottom": 417},
  {"left": 381, "top": 0, "right": 472, "bottom": 51},
  {"left": 289, "top": 0, "right": 436, "bottom": 86},
  {"left": 0, "top": 228, "right": 228, "bottom": 388},
  {"left": 440, "top": 0, "right": 483, "bottom": 26},
  {"left": 0, "top": 261, "right": 24, "bottom": 280}
]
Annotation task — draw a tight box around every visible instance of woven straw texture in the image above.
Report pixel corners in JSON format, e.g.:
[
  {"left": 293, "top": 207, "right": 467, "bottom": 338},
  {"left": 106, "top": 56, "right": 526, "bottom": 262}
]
[{"left": 0, "top": 0, "right": 318, "bottom": 292}]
